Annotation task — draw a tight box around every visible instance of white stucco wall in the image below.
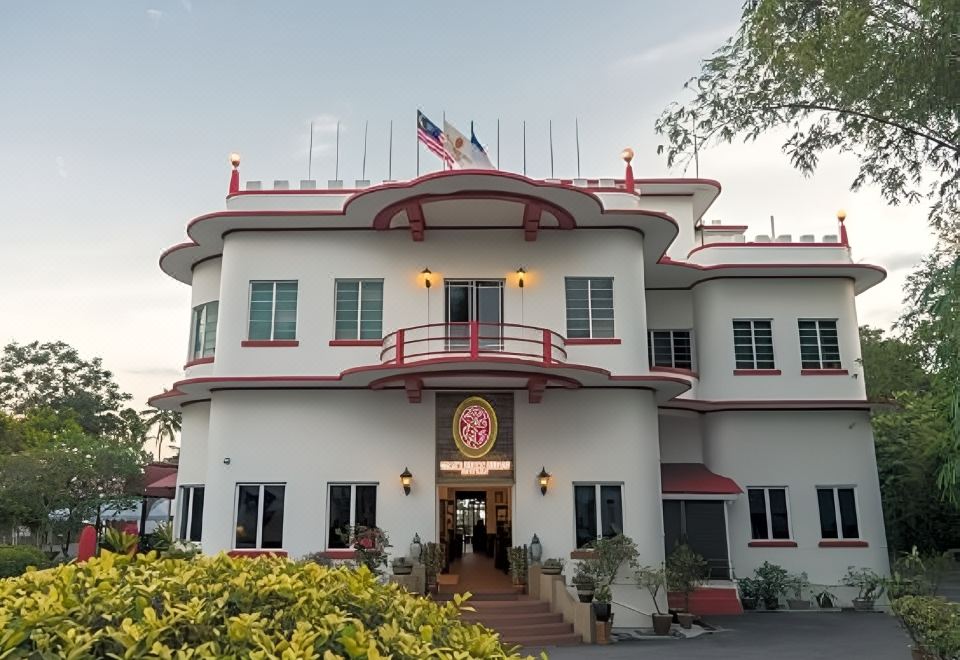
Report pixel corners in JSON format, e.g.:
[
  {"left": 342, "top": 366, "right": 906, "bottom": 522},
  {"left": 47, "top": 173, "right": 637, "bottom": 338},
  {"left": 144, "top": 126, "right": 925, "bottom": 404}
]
[
  {"left": 658, "top": 411, "right": 703, "bottom": 463},
  {"left": 637, "top": 197, "right": 696, "bottom": 261},
  {"left": 692, "top": 278, "right": 866, "bottom": 400},
  {"left": 702, "top": 410, "right": 889, "bottom": 601}
]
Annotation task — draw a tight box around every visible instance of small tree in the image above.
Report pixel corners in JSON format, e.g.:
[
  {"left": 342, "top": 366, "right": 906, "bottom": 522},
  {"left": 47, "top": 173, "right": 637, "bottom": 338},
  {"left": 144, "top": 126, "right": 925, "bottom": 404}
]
[
  {"left": 580, "top": 534, "right": 639, "bottom": 604},
  {"left": 666, "top": 544, "right": 707, "bottom": 611}
]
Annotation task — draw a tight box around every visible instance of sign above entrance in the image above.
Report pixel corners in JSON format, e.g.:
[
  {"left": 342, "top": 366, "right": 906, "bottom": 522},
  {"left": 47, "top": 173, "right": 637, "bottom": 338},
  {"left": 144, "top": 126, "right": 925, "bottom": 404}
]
[
  {"left": 452, "top": 396, "right": 498, "bottom": 458},
  {"left": 440, "top": 460, "right": 512, "bottom": 476}
]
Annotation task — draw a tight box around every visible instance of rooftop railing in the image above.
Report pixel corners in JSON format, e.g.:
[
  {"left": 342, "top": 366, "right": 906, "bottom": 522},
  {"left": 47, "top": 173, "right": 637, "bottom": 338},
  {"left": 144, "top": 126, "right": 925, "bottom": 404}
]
[{"left": 380, "top": 322, "right": 568, "bottom": 366}]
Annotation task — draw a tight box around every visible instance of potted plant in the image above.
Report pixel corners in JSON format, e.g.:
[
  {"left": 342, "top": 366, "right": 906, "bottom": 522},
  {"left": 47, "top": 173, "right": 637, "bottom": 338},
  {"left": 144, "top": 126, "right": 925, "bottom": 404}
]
[
  {"left": 843, "top": 566, "right": 885, "bottom": 611},
  {"left": 738, "top": 577, "right": 760, "bottom": 610},
  {"left": 754, "top": 561, "right": 789, "bottom": 610},
  {"left": 593, "top": 584, "right": 614, "bottom": 623},
  {"left": 423, "top": 542, "right": 444, "bottom": 594},
  {"left": 666, "top": 544, "right": 706, "bottom": 628},
  {"left": 785, "top": 571, "right": 811, "bottom": 610},
  {"left": 814, "top": 588, "right": 836, "bottom": 609},
  {"left": 508, "top": 546, "right": 528, "bottom": 587},
  {"left": 636, "top": 565, "right": 674, "bottom": 635},
  {"left": 573, "top": 564, "right": 595, "bottom": 603},
  {"left": 391, "top": 557, "right": 413, "bottom": 575},
  {"left": 542, "top": 558, "right": 565, "bottom": 576}
]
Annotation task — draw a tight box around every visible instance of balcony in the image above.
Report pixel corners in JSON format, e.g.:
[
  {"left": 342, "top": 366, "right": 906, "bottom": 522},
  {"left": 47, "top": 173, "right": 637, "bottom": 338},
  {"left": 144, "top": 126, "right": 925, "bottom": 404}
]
[{"left": 380, "top": 322, "right": 568, "bottom": 366}]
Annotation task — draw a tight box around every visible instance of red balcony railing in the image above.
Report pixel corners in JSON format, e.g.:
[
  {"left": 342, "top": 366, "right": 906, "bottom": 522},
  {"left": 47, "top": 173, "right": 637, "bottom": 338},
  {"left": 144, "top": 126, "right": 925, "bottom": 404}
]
[{"left": 380, "top": 322, "right": 567, "bottom": 366}]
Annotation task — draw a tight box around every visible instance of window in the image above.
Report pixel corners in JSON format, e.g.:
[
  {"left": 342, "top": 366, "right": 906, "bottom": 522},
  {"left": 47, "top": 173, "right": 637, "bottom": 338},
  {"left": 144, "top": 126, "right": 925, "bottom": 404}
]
[
  {"left": 817, "top": 487, "right": 860, "bottom": 539},
  {"left": 178, "top": 486, "right": 204, "bottom": 542},
  {"left": 248, "top": 281, "right": 298, "bottom": 340},
  {"left": 747, "top": 487, "right": 791, "bottom": 540},
  {"left": 733, "top": 319, "right": 775, "bottom": 369},
  {"left": 565, "top": 278, "right": 614, "bottom": 339},
  {"left": 574, "top": 483, "right": 623, "bottom": 548},
  {"left": 648, "top": 330, "right": 693, "bottom": 369},
  {"left": 327, "top": 484, "right": 377, "bottom": 549},
  {"left": 798, "top": 319, "right": 841, "bottom": 369},
  {"left": 191, "top": 302, "right": 218, "bottom": 359},
  {"left": 234, "top": 484, "right": 285, "bottom": 549},
  {"left": 335, "top": 279, "right": 384, "bottom": 340}
]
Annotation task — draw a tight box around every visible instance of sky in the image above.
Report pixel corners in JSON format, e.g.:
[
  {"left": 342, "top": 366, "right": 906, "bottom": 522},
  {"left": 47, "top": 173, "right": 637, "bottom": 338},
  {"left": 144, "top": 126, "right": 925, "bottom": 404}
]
[{"left": 0, "top": 1, "right": 935, "bottom": 413}]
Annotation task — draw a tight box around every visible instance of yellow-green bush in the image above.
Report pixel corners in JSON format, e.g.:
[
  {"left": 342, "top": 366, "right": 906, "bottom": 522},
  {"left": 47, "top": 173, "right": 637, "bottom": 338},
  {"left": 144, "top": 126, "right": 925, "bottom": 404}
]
[{"left": 0, "top": 552, "right": 536, "bottom": 659}]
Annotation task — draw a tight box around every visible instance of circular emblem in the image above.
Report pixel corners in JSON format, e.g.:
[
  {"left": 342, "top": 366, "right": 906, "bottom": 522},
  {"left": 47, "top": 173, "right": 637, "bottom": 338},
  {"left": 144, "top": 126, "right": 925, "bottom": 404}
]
[
  {"left": 455, "top": 136, "right": 464, "bottom": 149},
  {"left": 452, "top": 396, "right": 498, "bottom": 458}
]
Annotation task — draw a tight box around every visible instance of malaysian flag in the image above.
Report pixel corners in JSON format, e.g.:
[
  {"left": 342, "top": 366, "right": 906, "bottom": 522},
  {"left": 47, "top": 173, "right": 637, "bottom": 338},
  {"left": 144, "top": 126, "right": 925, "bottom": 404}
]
[{"left": 417, "top": 110, "right": 453, "bottom": 165}]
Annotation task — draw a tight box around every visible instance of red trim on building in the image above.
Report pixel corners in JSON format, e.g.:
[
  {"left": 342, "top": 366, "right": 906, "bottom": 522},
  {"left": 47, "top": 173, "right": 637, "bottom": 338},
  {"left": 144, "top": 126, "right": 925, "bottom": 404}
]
[
  {"left": 328, "top": 339, "right": 382, "bottom": 347},
  {"left": 818, "top": 540, "right": 868, "bottom": 548},
  {"left": 227, "top": 550, "right": 289, "bottom": 558},
  {"left": 733, "top": 369, "right": 782, "bottom": 376},
  {"left": 321, "top": 549, "right": 358, "bottom": 560},
  {"left": 183, "top": 357, "right": 214, "bottom": 369},
  {"left": 687, "top": 242, "right": 848, "bottom": 257},
  {"left": 650, "top": 366, "right": 699, "bottom": 378},
  {"left": 748, "top": 540, "right": 798, "bottom": 548},
  {"left": 699, "top": 225, "right": 748, "bottom": 232},
  {"left": 240, "top": 340, "right": 300, "bottom": 347},
  {"left": 565, "top": 338, "right": 622, "bottom": 345},
  {"left": 661, "top": 463, "right": 743, "bottom": 495},
  {"left": 801, "top": 369, "right": 849, "bottom": 376}
]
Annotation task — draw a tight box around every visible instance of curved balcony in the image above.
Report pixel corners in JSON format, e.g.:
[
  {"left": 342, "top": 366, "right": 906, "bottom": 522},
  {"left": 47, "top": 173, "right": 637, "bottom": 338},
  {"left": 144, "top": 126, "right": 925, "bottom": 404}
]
[{"left": 380, "top": 322, "right": 567, "bottom": 366}]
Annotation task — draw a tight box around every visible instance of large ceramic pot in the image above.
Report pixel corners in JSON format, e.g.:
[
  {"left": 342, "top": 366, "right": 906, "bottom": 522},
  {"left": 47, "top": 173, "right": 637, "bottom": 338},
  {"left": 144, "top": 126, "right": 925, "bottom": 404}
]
[
  {"left": 392, "top": 561, "right": 413, "bottom": 576},
  {"left": 652, "top": 613, "right": 673, "bottom": 635},
  {"left": 575, "top": 581, "right": 595, "bottom": 603},
  {"left": 852, "top": 598, "right": 876, "bottom": 612},
  {"left": 592, "top": 602, "right": 612, "bottom": 622},
  {"left": 676, "top": 612, "right": 695, "bottom": 629},
  {"left": 741, "top": 597, "right": 757, "bottom": 610},
  {"left": 542, "top": 562, "right": 563, "bottom": 576}
]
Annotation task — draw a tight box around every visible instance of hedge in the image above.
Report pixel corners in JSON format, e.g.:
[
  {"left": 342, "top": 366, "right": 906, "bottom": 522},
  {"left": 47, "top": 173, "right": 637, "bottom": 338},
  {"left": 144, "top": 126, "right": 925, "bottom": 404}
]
[
  {"left": 0, "top": 552, "right": 535, "bottom": 659},
  {"left": 0, "top": 545, "right": 49, "bottom": 579}
]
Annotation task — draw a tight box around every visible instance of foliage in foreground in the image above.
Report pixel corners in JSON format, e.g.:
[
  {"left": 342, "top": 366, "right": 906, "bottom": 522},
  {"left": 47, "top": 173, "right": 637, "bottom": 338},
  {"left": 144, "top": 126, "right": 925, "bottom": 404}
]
[
  {"left": 0, "top": 552, "right": 533, "bottom": 659},
  {"left": 892, "top": 595, "right": 960, "bottom": 659}
]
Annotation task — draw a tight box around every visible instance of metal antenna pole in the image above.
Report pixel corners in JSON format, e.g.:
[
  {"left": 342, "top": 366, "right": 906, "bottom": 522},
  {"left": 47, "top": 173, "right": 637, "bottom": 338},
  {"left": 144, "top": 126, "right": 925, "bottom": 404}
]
[
  {"left": 575, "top": 118, "right": 581, "bottom": 178},
  {"left": 388, "top": 120, "right": 393, "bottom": 180},
  {"left": 522, "top": 121, "right": 526, "bottom": 176},
  {"left": 335, "top": 120, "right": 341, "bottom": 181},
  {"left": 549, "top": 120, "right": 554, "bottom": 178},
  {"left": 361, "top": 120, "right": 368, "bottom": 180},
  {"left": 308, "top": 120, "right": 314, "bottom": 179},
  {"left": 496, "top": 118, "right": 500, "bottom": 169}
]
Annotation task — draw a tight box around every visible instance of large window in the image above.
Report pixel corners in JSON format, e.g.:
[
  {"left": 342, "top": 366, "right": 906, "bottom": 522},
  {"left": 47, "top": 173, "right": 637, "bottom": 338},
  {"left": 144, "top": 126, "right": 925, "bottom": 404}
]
[
  {"left": 574, "top": 483, "right": 623, "bottom": 548},
  {"left": 648, "top": 330, "right": 693, "bottom": 369},
  {"left": 798, "top": 319, "right": 841, "bottom": 369},
  {"left": 733, "top": 319, "right": 775, "bottom": 369},
  {"left": 747, "top": 487, "right": 791, "bottom": 540},
  {"left": 565, "top": 278, "right": 614, "bottom": 339},
  {"left": 234, "top": 484, "right": 285, "bottom": 549},
  {"left": 191, "top": 301, "right": 218, "bottom": 359},
  {"left": 335, "top": 279, "right": 384, "bottom": 340},
  {"left": 178, "top": 485, "right": 204, "bottom": 542},
  {"left": 327, "top": 484, "right": 377, "bottom": 548},
  {"left": 248, "top": 281, "right": 298, "bottom": 340},
  {"left": 817, "top": 487, "right": 860, "bottom": 539}
]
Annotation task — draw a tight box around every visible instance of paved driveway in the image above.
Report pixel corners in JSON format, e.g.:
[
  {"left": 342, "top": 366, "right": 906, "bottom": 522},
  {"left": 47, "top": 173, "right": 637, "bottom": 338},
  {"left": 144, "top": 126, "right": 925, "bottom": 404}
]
[{"left": 541, "top": 612, "right": 911, "bottom": 660}]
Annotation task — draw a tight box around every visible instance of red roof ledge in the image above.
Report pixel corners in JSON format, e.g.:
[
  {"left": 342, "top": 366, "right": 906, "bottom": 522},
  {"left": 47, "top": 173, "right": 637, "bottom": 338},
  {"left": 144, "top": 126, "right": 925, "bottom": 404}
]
[{"left": 661, "top": 463, "right": 742, "bottom": 498}]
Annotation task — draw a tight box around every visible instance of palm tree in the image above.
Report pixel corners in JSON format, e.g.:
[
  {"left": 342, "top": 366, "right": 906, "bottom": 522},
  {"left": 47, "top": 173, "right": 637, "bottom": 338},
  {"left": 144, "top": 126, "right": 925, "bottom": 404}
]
[{"left": 139, "top": 409, "right": 182, "bottom": 460}]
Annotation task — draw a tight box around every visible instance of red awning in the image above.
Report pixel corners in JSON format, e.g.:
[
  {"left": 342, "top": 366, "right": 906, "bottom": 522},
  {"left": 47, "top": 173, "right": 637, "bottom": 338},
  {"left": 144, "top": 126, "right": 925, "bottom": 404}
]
[
  {"left": 143, "top": 462, "right": 178, "bottom": 499},
  {"left": 661, "top": 463, "right": 742, "bottom": 495}
]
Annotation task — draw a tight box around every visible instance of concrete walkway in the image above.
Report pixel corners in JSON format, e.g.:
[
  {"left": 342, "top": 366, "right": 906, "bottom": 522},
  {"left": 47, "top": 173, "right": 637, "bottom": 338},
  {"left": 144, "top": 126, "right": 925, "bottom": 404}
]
[
  {"left": 939, "top": 568, "right": 960, "bottom": 604},
  {"left": 540, "top": 612, "right": 911, "bottom": 659}
]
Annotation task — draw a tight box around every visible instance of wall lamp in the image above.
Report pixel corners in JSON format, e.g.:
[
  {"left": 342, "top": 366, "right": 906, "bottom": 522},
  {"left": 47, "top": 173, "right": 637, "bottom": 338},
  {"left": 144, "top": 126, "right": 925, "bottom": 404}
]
[
  {"left": 421, "top": 267, "right": 432, "bottom": 289},
  {"left": 517, "top": 267, "right": 527, "bottom": 288},
  {"left": 400, "top": 467, "right": 413, "bottom": 496},
  {"left": 537, "top": 466, "right": 551, "bottom": 495},
  {"left": 223, "top": 457, "right": 231, "bottom": 465}
]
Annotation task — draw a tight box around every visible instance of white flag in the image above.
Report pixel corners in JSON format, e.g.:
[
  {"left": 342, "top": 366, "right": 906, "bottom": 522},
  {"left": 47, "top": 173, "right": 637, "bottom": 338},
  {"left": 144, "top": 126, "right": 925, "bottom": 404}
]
[{"left": 443, "top": 120, "right": 495, "bottom": 170}]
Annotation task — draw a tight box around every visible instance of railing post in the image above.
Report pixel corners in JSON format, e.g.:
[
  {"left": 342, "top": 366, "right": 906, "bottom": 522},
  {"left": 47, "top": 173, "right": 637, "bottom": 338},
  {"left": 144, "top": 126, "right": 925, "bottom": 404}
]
[
  {"left": 470, "top": 321, "right": 479, "bottom": 359},
  {"left": 396, "top": 329, "right": 405, "bottom": 365},
  {"left": 542, "top": 329, "right": 552, "bottom": 364}
]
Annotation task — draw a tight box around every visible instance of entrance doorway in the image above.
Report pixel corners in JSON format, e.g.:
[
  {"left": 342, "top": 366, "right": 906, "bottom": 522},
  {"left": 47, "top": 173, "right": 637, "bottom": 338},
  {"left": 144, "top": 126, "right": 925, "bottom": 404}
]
[
  {"left": 663, "top": 500, "right": 731, "bottom": 579},
  {"left": 438, "top": 485, "right": 513, "bottom": 592},
  {"left": 444, "top": 280, "right": 503, "bottom": 349}
]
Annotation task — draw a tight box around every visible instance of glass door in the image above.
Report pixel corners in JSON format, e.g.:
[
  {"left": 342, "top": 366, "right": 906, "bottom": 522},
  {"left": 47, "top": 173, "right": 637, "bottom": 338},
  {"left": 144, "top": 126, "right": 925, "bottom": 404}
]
[{"left": 444, "top": 280, "right": 503, "bottom": 351}]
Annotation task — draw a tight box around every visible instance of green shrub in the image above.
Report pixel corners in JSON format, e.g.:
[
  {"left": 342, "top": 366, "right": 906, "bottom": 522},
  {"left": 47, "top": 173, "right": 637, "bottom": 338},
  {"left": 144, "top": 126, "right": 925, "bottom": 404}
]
[
  {"left": 0, "top": 551, "right": 533, "bottom": 658},
  {"left": 892, "top": 595, "right": 960, "bottom": 658},
  {"left": 0, "top": 545, "right": 49, "bottom": 578}
]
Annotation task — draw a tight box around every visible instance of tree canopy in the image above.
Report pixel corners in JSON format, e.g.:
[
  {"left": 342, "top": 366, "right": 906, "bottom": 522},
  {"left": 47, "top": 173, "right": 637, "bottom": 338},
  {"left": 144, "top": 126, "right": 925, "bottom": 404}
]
[{"left": 656, "top": 0, "right": 960, "bottom": 234}]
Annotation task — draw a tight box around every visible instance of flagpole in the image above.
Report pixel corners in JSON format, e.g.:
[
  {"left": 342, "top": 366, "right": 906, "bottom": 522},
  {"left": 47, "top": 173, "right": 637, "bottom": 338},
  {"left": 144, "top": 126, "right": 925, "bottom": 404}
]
[
  {"left": 549, "top": 120, "right": 555, "bottom": 178},
  {"left": 308, "top": 120, "right": 314, "bottom": 180},
  {"left": 335, "top": 120, "right": 341, "bottom": 181},
  {"left": 388, "top": 119, "right": 393, "bottom": 181},
  {"left": 416, "top": 111, "right": 420, "bottom": 177},
  {"left": 496, "top": 119, "right": 500, "bottom": 170},
  {"left": 442, "top": 111, "right": 447, "bottom": 171},
  {"left": 361, "top": 120, "right": 369, "bottom": 181},
  {"left": 522, "top": 121, "right": 527, "bottom": 176},
  {"left": 575, "top": 118, "right": 581, "bottom": 179}
]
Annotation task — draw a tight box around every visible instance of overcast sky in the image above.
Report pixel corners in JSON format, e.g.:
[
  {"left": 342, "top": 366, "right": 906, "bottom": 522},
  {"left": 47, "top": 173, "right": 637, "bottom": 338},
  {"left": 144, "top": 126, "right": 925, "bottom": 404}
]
[{"left": 0, "top": 1, "right": 934, "bottom": 409}]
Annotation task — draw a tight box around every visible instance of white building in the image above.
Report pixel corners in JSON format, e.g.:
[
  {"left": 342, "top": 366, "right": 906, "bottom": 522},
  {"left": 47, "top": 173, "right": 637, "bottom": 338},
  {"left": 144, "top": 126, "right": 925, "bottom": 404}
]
[{"left": 152, "top": 154, "right": 889, "bottom": 622}]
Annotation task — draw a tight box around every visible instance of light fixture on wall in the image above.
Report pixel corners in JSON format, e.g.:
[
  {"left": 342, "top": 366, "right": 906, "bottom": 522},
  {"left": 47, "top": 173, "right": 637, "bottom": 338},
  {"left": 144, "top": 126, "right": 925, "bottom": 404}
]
[
  {"left": 400, "top": 467, "right": 413, "bottom": 496},
  {"left": 517, "top": 266, "right": 527, "bottom": 288},
  {"left": 223, "top": 457, "right": 231, "bottom": 465},
  {"left": 421, "top": 267, "right": 432, "bottom": 289},
  {"left": 537, "top": 466, "right": 550, "bottom": 495}
]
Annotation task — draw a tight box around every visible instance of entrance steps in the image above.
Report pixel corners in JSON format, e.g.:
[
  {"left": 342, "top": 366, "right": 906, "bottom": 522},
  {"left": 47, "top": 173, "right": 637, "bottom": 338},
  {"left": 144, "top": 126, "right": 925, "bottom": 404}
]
[{"left": 457, "top": 598, "right": 582, "bottom": 647}]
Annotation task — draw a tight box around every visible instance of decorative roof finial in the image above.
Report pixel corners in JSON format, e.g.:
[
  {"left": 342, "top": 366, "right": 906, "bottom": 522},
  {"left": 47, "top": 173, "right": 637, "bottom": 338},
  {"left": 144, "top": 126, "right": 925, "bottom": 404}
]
[
  {"left": 229, "top": 152, "right": 241, "bottom": 195},
  {"left": 622, "top": 147, "right": 635, "bottom": 193},
  {"left": 837, "top": 209, "right": 849, "bottom": 246}
]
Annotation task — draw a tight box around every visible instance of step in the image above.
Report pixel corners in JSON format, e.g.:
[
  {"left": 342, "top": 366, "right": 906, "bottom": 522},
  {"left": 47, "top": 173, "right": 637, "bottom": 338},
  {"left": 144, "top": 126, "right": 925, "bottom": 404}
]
[
  {"left": 432, "top": 591, "right": 520, "bottom": 601},
  {"left": 486, "top": 622, "right": 573, "bottom": 637},
  {"left": 462, "top": 612, "right": 563, "bottom": 626},
  {"left": 501, "top": 632, "right": 582, "bottom": 647},
  {"left": 465, "top": 600, "right": 550, "bottom": 613}
]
